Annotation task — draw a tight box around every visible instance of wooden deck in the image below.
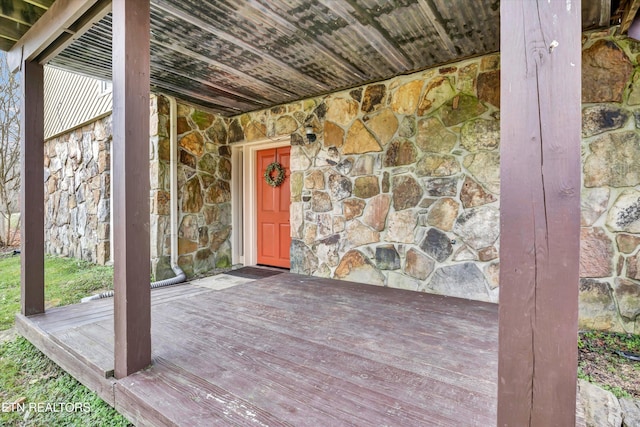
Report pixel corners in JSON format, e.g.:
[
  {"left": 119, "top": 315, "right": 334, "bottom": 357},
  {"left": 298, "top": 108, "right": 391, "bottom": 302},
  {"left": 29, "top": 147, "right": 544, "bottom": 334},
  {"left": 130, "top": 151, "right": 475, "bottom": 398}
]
[{"left": 17, "top": 271, "right": 501, "bottom": 426}]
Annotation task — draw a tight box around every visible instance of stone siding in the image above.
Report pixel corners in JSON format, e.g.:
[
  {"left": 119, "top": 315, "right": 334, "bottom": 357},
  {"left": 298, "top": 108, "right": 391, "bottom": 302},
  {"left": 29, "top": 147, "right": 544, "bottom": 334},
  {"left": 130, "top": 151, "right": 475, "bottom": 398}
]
[
  {"left": 150, "top": 96, "right": 233, "bottom": 280},
  {"left": 44, "top": 117, "right": 111, "bottom": 264}
]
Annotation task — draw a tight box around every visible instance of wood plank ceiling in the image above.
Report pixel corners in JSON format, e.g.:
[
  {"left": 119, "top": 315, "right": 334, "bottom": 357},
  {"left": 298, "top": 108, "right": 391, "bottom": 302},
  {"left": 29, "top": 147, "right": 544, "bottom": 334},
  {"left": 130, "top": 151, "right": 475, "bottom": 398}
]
[{"left": 3, "top": 0, "right": 615, "bottom": 116}]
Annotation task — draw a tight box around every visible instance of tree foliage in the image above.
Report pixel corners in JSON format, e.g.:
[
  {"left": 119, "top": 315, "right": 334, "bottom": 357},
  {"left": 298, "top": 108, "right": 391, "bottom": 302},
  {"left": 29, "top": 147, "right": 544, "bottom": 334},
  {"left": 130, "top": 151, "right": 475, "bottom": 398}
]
[{"left": 0, "top": 52, "right": 20, "bottom": 247}]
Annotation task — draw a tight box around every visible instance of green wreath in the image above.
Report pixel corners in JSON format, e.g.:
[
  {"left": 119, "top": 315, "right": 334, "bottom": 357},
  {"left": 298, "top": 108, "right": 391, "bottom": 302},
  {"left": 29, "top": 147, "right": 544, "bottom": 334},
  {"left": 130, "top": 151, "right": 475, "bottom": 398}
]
[{"left": 264, "top": 161, "right": 286, "bottom": 187}]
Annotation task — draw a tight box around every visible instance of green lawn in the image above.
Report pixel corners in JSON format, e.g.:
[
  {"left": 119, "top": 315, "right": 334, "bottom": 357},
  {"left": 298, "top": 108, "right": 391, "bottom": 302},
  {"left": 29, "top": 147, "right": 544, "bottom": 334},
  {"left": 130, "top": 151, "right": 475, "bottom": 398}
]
[
  {"left": 0, "top": 254, "right": 113, "bottom": 330},
  {"left": 0, "top": 254, "right": 131, "bottom": 426}
]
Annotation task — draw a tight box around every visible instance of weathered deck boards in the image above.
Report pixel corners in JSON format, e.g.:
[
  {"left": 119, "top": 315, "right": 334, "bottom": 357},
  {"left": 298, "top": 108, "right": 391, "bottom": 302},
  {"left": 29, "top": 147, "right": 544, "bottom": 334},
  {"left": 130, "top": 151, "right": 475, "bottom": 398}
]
[{"left": 17, "top": 272, "right": 505, "bottom": 426}]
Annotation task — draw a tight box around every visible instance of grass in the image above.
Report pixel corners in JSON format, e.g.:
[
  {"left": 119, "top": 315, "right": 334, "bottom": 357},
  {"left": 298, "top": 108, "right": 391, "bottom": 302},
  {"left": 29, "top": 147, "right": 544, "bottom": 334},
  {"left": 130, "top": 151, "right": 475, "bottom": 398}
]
[
  {"left": 0, "top": 253, "right": 130, "bottom": 426},
  {"left": 0, "top": 253, "right": 113, "bottom": 330}
]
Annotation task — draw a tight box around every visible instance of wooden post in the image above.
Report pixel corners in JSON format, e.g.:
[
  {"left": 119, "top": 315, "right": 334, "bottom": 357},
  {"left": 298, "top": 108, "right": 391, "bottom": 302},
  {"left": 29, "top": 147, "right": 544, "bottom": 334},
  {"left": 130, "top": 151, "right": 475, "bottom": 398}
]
[
  {"left": 498, "top": 1, "right": 581, "bottom": 426},
  {"left": 20, "top": 61, "right": 45, "bottom": 316},
  {"left": 112, "top": 0, "right": 151, "bottom": 378}
]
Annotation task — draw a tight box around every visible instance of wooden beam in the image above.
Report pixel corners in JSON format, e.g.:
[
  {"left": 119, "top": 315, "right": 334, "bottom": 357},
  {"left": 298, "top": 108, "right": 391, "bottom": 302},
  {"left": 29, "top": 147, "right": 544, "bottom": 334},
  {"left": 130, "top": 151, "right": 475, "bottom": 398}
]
[
  {"left": 20, "top": 60, "right": 45, "bottom": 316},
  {"left": 7, "top": 0, "right": 102, "bottom": 71},
  {"left": 112, "top": 0, "right": 151, "bottom": 379},
  {"left": 498, "top": 1, "right": 581, "bottom": 426}
]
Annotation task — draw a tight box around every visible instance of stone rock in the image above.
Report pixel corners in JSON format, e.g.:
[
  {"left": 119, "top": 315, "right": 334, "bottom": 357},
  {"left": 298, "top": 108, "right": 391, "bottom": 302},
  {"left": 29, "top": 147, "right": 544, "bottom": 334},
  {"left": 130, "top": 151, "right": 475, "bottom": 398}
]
[
  {"left": 578, "top": 379, "right": 623, "bottom": 427},
  {"left": 418, "top": 76, "right": 456, "bottom": 116},
  {"left": 419, "top": 228, "right": 452, "bottom": 262},
  {"left": 191, "top": 110, "right": 215, "bottom": 130},
  {"left": 391, "top": 80, "right": 423, "bottom": 114},
  {"left": 228, "top": 119, "right": 244, "bottom": 143},
  {"left": 326, "top": 97, "right": 359, "bottom": 126},
  {"left": 580, "top": 227, "right": 613, "bottom": 278},
  {"left": 351, "top": 155, "right": 375, "bottom": 176},
  {"left": 463, "top": 152, "right": 500, "bottom": 194},
  {"left": 343, "top": 120, "right": 382, "bottom": 154},
  {"left": 617, "top": 233, "right": 640, "bottom": 254},
  {"left": 453, "top": 244, "right": 477, "bottom": 261},
  {"left": 477, "top": 70, "right": 500, "bottom": 108},
  {"left": 353, "top": 176, "right": 379, "bottom": 199},
  {"left": 180, "top": 150, "right": 196, "bottom": 169},
  {"left": 204, "top": 180, "right": 231, "bottom": 204},
  {"left": 585, "top": 132, "right": 640, "bottom": 188},
  {"left": 179, "top": 132, "right": 204, "bottom": 156},
  {"left": 626, "top": 252, "right": 640, "bottom": 281},
  {"left": 182, "top": 177, "right": 203, "bottom": 213},
  {"left": 362, "top": 194, "right": 391, "bottom": 231},
  {"left": 606, "top": 190, "right": 640, "bottom": 233},
  {"left": 423, "top": 177, "right": 458, "bottom": 197},
  {"left": 386, "top": 272, "right": 422, "bottom": 291},
  {"left": 460, "top": 176, "right": 497, "bottom": 208},
  {"left": 194, "top": 248, "right": 215, "bottom": 274},
  {"left": 579, "top": 279, "right": 619, "bottom": 331},
  {"left": 439, "top": 95, "right": 487, "bottom": 127},
  {"left": 416, "top": 117, "right": 457, "bottom": 153},
  {"left": 399, "top": 116, "right": 416, "bottom": 138},
  {"left": 427, "top": 198, "right": 459, "bottom": 231},
  {"left": 305, "top": 170, "right": 325, "bottom": 189},
  {"left": 317, "top": 213, "right": 332, "bottom": 239},
  {"left": 375, "top": 244, "right": 400, "bottom": 270},
  {"left": 425, "top": 263, "right": 489, "bottom": 301},
  {"left": 291, "top": 172, "right": 303, "bottom": 202},
  {"left": 361, "top": 84, "right": 386, "bottom": 113},
  {"left": 478, "top": 246, "right": 498, "bottom": 262},
  {"left": 460, "top": 119, "right": 499, "bottom": 152},
  {"left": 614, "top": 280, "right": 640, "bottom": 320},
  {"left": 198, "top": 153, "right": 217, "bottom": 175},
  {"left": 209, "top": 226, "right": 231, "bottom": 252},
  {"left": 620, "top": 398, "right": 640, "bottom": 427},
  {"left": 386, "top": 209, "right": 417, "bottom": 243},
  {"left": 291, "top": 240, "right": 319, "bottom": 275},
  {"left": 345, "top": 220, "right": 380, "bottom": 247},
  {"left": 404, "top": 248, "right": 435, "bottom": 280},
  {"left": 336, "top": 158, "right": 353, "bottom": 175},
  {"left": 457, "top": 63, "right": 478, "bottom": 93},
  {"left": 453, "top": 206, "right": 500, "bottom": 250},
  {"left": 334, "top": 249, "right": 385, "bottom": 286},
  {"left": 484, "top": 262, "right": 499, "bottom": 289},
  {"left": 324, "top": 121, "right": 344, "bottom": 148},
  {"left": 384, "top": 138, "right": 418, "bottom": 167},
  {"left": 582, "top": 39, "right": 634, "bottom": 103},
  {"left": 343, "top": 198, "right": 366, "bottom": 220},
  {"left": 582, "top": 105, "right": 630, "bottom": 137},
  {"left": 244, "top": 121, "right": 267, "bottom": 141},
  {"left": 416, "top": 154, "right": 460, "bottom": 177},
  {"left": 382, "top": 172, "right": 390, "bottom": 193},
  {"left": 365, "top": 108, "right": 398, "bottom": 147},
  {"left": 217, "top": 158, "right": 231, "bottom": 180},
  {"left": 581, "top": 188, "right": 610, "bottom": 227},
  {"left": 392, "top": 175, "right": 423, "bottom": 210},
  {"left": 290, "top": 146, "right": 311, "bottom": 171},
  {"left": 178, "top": 254, "right": 194, "bottom": 277},
  {"left": 290, "top": 202, "right": 304, "bottom": 238},
  {"left": 275, "top": 116, "right": 298, "bottom": 135},
  {"left": 313, "top": 234, "right": 340, "bottom": 267},
  {"left": 311, "top": 191, "right": 332, "bottom": 212},
  {"left": 205, "top": 119, "right": 227, "bottom": 144},
  {"left": 328, "top": 174, "right": 352, "bottom": 201},
  {"left": 179, "top": 215, "right": 199, "bottom": 241}
]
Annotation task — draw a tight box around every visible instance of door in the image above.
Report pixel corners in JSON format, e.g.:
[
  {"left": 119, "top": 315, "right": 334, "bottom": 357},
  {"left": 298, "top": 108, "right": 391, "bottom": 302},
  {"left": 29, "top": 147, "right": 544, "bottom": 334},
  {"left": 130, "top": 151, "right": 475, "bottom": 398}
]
[{"left": 256, "top": 146, "right": 291, "bottom": 268}]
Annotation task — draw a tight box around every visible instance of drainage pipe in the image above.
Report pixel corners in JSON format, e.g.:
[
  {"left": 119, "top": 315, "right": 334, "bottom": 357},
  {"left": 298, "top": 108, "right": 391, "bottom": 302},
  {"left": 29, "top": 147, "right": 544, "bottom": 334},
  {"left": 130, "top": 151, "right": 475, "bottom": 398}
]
[{"left": 82, "top": 95, "right": 186, "bottom": 303}]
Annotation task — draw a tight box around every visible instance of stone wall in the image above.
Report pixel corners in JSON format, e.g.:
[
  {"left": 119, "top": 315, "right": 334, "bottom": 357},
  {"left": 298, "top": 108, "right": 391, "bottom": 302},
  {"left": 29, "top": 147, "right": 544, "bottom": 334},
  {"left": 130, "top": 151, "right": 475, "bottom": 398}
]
[
  {"left": 219, "top": 28, "right": 640, "bottom": 333},
  {"left": 44, "top": 117, "right": 111, "bottom": 264},
  {"left": 150, "top": 95, "right": 233, "bottom": 280}
]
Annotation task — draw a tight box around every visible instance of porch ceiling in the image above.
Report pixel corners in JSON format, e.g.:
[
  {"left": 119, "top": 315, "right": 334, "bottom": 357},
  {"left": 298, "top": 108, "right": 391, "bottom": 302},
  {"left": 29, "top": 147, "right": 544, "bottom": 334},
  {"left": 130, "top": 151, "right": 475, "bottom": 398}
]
[{"left": 2, "top": 0, "right": 616, "bottom": 116}]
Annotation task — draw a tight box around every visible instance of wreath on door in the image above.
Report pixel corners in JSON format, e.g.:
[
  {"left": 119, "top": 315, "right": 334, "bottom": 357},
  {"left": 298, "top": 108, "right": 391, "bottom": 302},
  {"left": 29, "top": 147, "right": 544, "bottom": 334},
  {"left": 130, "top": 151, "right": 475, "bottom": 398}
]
[{"left": 263, "top": 161, "right": 286, "bottom": 187}]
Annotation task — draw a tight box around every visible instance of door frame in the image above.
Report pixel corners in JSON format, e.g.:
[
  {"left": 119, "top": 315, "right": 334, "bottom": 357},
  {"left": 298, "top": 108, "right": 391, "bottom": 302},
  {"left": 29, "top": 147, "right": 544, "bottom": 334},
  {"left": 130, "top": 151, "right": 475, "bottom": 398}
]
[{"left": 230, "top": 136, "right": 291, "bottom": 267}]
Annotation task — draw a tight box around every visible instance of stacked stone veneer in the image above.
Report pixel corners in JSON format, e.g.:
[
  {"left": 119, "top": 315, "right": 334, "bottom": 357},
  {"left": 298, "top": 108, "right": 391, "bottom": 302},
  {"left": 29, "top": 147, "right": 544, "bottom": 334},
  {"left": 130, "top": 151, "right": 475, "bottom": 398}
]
[
  {"left": 150, "top": 96, "right": 233, "bottom": 280},
  {"left": 44, "top": 117, "right": 111, "bottom": 264}
]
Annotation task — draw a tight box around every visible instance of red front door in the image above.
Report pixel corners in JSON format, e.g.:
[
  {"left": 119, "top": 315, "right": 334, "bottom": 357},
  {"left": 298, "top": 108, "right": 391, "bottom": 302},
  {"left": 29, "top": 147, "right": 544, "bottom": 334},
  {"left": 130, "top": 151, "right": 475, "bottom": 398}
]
[{"left": 257, "top": 147, "right": 291, "bottom": 268}]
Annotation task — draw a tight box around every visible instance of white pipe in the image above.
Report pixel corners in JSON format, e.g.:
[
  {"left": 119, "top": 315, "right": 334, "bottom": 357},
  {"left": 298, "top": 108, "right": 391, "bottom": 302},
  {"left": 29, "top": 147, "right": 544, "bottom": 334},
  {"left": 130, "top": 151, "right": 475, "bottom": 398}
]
[{"left": 82, "top": 94, "right": 185, "bottom": 303}]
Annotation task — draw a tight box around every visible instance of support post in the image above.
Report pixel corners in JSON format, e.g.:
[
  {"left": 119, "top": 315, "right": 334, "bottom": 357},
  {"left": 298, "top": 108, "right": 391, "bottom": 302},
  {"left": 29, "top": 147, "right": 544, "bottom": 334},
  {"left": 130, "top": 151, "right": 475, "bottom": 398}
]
[
  {"left": 112, "top": 0, "right": 151, "bottom": 378},
  {"left": 20, "top": 61, "right": 45, "bottom": 316},
  {"left": 497, "top": 1, "right": 582, "bottom": 426}
]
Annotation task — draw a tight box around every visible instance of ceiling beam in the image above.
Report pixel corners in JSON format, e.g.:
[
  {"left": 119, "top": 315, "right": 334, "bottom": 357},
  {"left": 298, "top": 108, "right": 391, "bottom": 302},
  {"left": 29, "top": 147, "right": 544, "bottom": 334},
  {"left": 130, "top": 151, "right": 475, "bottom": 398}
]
[{"left": 7, "top": 0, "right": 107, "bottom": 72}]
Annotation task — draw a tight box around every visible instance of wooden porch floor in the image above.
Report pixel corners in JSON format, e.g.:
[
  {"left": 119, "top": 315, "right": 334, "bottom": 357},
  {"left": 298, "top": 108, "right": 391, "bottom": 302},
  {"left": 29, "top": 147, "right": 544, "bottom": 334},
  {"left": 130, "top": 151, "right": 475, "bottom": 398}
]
[{"left": 17, "top": 271, "right": 501, "bottom": 426}]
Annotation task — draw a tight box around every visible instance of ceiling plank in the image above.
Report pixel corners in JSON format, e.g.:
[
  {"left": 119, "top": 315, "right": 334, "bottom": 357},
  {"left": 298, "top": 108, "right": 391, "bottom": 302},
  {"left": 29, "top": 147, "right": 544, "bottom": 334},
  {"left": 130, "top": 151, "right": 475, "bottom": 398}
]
[
  {"left": 24, "top": 0, "right": 55, "bottom": 10},
  {"left": 621, "top": 0, "right": 640, "bottom": 33},
  {"left": 7, "top": 0, "right": 103, "bottom": 72},
  {"left": 0, "top": 0, "right": 47, "bottom": 26},
  {"left": 153, "top": 0, "right": 332, "bottom": 92},
  {"left": 0, "top": 16, "right": 31, "bottom": 41}
]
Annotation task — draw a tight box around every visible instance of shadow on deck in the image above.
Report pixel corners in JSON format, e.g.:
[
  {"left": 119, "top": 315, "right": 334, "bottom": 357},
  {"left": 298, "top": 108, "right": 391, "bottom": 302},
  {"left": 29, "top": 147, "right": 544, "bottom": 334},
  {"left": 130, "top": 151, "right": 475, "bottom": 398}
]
[{"left": 17, "top": 271, "right": 500, "bottom": 426}]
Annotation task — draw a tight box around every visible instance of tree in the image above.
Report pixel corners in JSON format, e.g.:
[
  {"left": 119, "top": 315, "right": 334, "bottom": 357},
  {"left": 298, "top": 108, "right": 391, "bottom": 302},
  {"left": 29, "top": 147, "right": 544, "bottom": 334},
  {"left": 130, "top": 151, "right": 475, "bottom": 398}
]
[{"left": 0, "top": 52, "right": 20, "bottom": 247}]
